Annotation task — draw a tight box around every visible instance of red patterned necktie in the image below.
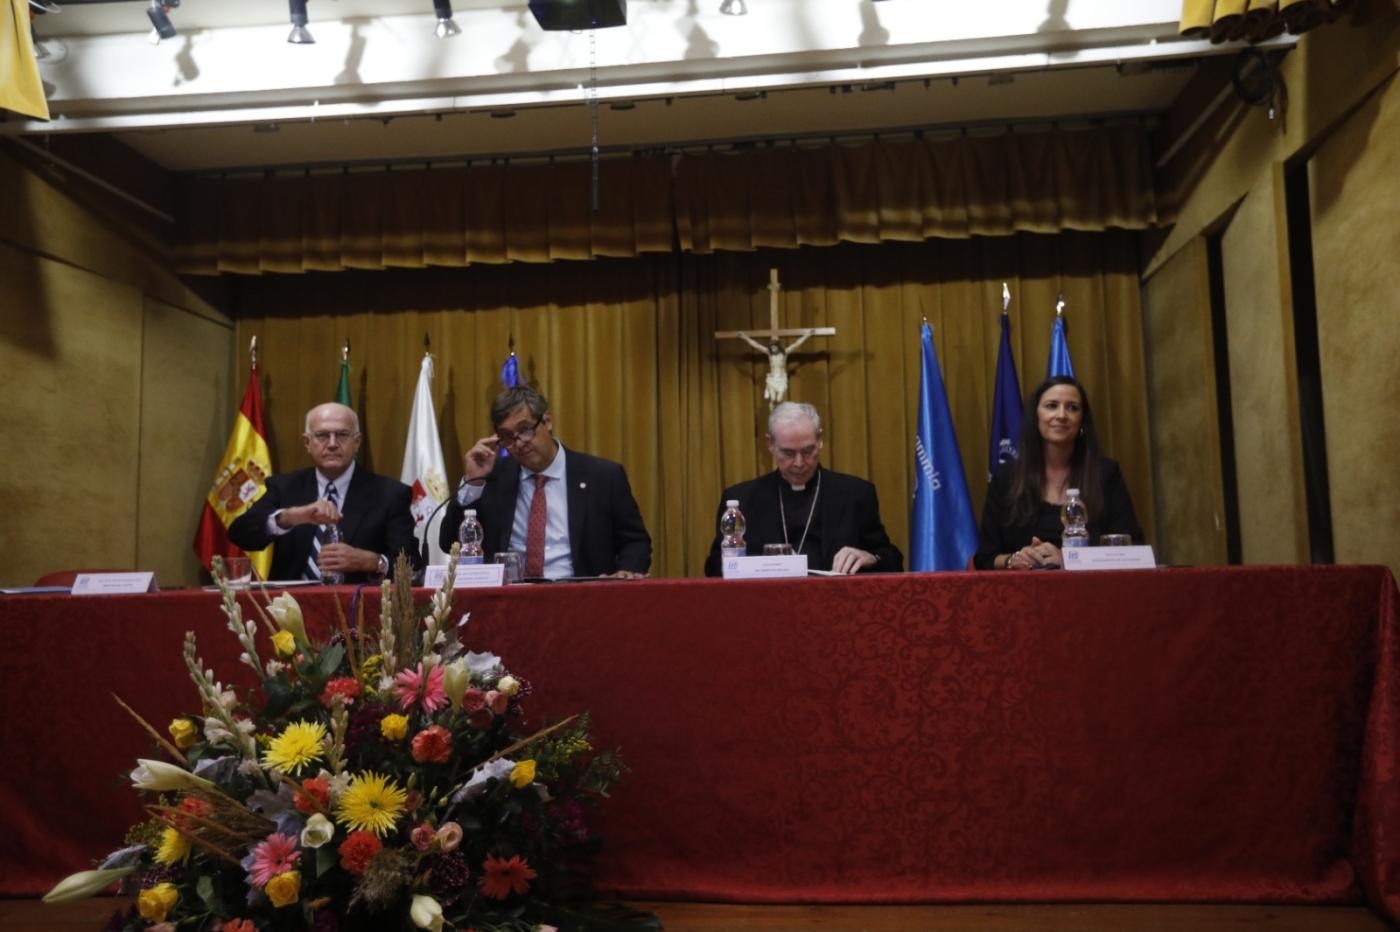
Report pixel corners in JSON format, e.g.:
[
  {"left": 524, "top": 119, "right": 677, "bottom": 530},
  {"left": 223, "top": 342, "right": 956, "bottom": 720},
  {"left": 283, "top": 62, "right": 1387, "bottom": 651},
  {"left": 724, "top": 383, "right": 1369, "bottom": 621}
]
[{"left": 525, "top": 473, "right": 548, "bottom": 578}]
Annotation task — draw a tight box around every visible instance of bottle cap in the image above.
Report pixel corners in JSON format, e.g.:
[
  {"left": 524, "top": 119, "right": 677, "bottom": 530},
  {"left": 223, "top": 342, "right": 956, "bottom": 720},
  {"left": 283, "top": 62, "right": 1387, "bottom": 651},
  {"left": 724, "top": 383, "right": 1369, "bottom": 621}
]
[
  {"left": 726, "top": 500, "right": 739, "bottom": 507},
  {"left": 1066, "top": 489, "right": 1079, "bottom": 497},
  {"left": 465, "top": 509, "right": 477, "bottom": 517}
]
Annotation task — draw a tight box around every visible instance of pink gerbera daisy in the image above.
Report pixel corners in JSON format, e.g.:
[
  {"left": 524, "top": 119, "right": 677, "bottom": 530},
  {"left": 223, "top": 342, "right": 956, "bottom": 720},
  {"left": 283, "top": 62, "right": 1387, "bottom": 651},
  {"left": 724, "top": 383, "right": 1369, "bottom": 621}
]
[
  {"left": 394, "top": 663, "right": 448, "bottom": 713},
  {"left": 247, "top": 832, "right": 302, "bottom": 888}
]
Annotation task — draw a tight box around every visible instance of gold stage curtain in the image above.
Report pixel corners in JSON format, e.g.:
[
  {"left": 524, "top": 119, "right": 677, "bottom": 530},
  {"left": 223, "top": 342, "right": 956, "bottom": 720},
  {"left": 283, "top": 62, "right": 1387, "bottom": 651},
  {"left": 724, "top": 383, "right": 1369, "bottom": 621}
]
[
  {"left": 1, "top": 0, "right": 49, "bottom": 120},
  {"left": 1180, "top": 0, "right": 1355, "bottom": 43},
  {"left": 673, "top": 126, "right": 1159, "bottom": 251},
  {"left": 234, "top": 232, "right": 1150, "bottom": 578},
  {"left": 177, "top": 126, "right": 1159, "bottom": 276},
  {"left": 176, "top": 156, "right": 676, "bottom": 276}
]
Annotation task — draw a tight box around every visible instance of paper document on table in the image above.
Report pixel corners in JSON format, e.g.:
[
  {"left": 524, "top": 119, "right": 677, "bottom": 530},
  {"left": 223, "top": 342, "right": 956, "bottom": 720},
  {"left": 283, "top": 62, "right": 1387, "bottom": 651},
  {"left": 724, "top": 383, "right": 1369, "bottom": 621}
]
[{"left": 807, "top": 569, "right": 840, "bottom": 576}]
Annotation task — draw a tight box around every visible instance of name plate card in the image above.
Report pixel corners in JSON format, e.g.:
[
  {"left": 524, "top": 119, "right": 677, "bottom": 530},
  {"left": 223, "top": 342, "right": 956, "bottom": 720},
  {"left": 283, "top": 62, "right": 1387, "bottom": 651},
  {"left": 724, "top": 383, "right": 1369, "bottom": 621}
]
[
  {"left": 71, "top": 572, "right": 158, "bottom": 595},
  {"left": 422, "top": 563, "right": 505, "bottom": 588},
  {"left": 1062, "top": 545, "right": 1157, "bottom": 571},
  {"left": 721, "top": 554, "right": 809, "bottom": 580}
]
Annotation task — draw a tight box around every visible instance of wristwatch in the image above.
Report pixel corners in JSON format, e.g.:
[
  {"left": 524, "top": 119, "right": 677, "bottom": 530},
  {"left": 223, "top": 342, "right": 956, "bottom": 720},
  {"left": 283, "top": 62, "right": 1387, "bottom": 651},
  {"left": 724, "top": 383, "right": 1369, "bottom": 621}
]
[{"left": 377, "top": 554, "right": 390, "bottom": 577}]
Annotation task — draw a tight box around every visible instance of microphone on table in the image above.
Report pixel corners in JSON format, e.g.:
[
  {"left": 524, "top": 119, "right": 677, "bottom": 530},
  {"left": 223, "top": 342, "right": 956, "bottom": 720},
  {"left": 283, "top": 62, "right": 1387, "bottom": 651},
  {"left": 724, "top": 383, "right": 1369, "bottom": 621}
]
[{"left": 420, "top": 479, "right": 465, "bottom": 570}]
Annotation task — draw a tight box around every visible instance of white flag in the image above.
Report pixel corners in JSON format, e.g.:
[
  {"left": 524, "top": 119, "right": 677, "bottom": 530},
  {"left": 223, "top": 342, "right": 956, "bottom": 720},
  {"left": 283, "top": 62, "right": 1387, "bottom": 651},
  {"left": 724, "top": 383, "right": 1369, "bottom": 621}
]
[{"left": 401, "top": 353, "right": 450, "bottom": 565}]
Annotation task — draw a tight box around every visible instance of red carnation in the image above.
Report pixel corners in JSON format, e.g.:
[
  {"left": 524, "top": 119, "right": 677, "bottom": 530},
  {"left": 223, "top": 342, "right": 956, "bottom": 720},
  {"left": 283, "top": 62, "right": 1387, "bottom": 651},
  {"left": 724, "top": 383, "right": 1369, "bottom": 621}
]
[
  {"left": 320, "top": 676, "right": 362, "bottom": 709},
  {"left": 294, "top": 776, "right": 330, "bottom": 814},
  {"left": 173, "top": 796, "right": 212, "bottom": 830},
  {"left": 411, "top": 725, "right": 454, "bottom": 764},
  {"left": 338, "top": 830, "right": 383, "bottom": 875}
]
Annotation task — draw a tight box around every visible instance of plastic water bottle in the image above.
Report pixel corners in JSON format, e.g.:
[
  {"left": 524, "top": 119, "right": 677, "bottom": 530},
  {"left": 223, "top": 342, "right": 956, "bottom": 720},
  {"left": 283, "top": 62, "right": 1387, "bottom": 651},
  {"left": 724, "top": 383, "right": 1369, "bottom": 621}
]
[
  {"left": 458, "top": 509, "right": 485, "bottom": 564},
  {"left": 1060, "top": 488, "right": 1089, "bottom": 550},
  {"left": 719, "top": 500, "right": 746, "bottom": 560},
  {"left": 322, "top": 523, "right": 345, "bottom": 585}
]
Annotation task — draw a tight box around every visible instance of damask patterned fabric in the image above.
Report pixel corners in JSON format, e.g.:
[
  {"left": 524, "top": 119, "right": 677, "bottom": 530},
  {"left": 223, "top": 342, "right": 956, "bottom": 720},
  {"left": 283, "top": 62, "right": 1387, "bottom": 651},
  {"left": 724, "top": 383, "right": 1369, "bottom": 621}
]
[{"left": 0, "top": 566, "right": 1395, "bottom": 922}]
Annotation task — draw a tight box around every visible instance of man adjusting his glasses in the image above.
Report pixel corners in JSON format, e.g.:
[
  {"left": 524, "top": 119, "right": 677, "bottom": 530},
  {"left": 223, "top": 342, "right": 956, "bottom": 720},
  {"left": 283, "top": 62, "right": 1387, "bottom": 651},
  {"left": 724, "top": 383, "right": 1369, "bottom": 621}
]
[
  {"left": 230, "top": 402, "right": 420, "bottom": 583},
  {"left": 439, "top": 386, "right": 651, "bottom": 579},
  {"left": 704, "top": 402, "right": 902, "bottom": 576}
]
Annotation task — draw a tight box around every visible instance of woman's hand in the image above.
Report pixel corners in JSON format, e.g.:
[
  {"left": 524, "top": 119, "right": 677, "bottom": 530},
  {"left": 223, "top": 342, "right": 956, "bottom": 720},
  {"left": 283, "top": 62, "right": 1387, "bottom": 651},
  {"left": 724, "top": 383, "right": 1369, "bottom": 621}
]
[{"left": 1008, "top": 536, "right": 1062, "bottom": 569}]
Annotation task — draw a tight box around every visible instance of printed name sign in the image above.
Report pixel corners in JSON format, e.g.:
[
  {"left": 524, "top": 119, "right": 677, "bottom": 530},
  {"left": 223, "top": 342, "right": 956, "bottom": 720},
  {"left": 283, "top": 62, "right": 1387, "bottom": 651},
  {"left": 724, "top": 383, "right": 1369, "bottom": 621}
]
[
  {"left": 71, "top": 572, "right": 158, "bottom": 595},
  {"left": 422, "top": 563, "right": 506, "bottom": 588},
  {"left": 721, "top": 554, "right": 809, "bottom": 579},
  {"left": 1062, "top": 545, "right": 1157, "bottom": 571}
]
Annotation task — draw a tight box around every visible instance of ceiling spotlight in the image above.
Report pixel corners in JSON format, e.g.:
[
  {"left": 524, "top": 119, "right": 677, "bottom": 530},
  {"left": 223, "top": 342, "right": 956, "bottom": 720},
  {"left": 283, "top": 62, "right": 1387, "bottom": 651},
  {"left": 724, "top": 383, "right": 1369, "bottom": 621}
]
[
  {"left": 432, "top": 0, "right": 460, "bottom": 37},
  {"left": 28, "top": 0, "right": 61, "bottom": 12},
  {"left": 147, "top": 0, "right": 176, "bottom": 42},
  {"left": 719, "top": 0, "right": 746, "bottom": 13},
  {"left": 288, "top": 0, "right": 314, "bottom": 44}
]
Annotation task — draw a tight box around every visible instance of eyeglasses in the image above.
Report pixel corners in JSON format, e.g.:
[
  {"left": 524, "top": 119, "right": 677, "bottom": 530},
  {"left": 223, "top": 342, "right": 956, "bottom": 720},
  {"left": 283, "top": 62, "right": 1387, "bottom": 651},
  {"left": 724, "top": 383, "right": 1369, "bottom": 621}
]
[
  {"left": 496, "top": 414, "right": 544, "bottom": 448},
  {"left": 775, "top": 444, "right": 819, "bottom": 461},
  {"left": 309, "top": 429, "right": 357, "bottom": 445}
]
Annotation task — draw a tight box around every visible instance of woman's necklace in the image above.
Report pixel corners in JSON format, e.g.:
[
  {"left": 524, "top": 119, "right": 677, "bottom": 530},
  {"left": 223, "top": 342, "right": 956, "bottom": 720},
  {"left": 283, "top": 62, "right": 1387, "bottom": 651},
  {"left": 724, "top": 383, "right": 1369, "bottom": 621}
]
[{"left": 778, "top": 470, "right": 822, "bottom": 555}]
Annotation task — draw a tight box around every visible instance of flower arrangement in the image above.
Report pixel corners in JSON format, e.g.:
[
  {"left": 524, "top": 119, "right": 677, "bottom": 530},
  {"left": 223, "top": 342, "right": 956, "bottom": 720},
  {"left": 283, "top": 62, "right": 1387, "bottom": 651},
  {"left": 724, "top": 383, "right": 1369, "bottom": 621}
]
[{"left": 45, "top": 552, "right": 657, "bottom": 932}]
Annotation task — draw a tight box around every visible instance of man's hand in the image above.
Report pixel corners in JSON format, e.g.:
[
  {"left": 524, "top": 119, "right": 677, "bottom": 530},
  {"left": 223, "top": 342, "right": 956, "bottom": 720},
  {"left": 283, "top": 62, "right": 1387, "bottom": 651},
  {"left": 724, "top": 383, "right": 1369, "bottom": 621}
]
[
  {"left": 607, "top": 570, "right": 648, "bottom": 579},
  {"left": 277, "top": 500, "right": 341, "bottom": 528},
  {"left": 318, "top": 543, "right": 379, "bottom": 576},
  {"left": 831, "top": 546, "right": 878, "bottom": 575},
  {"left": 463, "top": 436, "right": 501, "bottom": 483}
]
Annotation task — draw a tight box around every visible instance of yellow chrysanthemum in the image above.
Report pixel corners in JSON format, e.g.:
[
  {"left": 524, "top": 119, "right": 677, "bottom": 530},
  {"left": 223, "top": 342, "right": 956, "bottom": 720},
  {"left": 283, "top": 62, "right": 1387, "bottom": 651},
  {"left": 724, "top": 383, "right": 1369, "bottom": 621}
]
[
  {"left": 155, "top": 827, "right": 190, "bottom": 865},
  {"left": 380, "top": 714, "right": 409, "bottom": 741},
  {"left": 334, "top": 771, "right": 407, "bottom": 837},
  {"left": 261, "top": 720, "right": 327, "bottom": 775}
]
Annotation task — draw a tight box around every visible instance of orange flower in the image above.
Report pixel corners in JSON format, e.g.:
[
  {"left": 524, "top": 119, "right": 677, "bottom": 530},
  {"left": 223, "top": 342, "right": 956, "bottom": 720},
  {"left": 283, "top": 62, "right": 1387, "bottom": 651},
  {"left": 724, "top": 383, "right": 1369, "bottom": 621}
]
[
  {"left": 294, "top": 776, "right": 330, "bottom": 814},
  {"left": 221, "top": 919, "right": 256, "bottom": 932},
  {"left": 411, "top": 725, "right": 453, "bottom": 764},
  {"left": 478, "top": 853, "right": 536, "bottom": 900}
]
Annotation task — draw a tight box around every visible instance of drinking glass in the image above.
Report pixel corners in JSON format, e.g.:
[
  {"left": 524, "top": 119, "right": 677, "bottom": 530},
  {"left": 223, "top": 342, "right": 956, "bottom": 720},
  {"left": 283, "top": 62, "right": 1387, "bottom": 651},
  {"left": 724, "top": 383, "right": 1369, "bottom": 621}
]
[
  {"left": 493, "top": 551, "right": 524, "bottom": 583},
  {"left": 224, "top": 556, "right": 253, "bottom": 590},
  {"left": 763, "top": 543, "right": 795, "bottom": 556},
  {"left": 1099, "top": 534, "right": 1133, "bottom": 547}
]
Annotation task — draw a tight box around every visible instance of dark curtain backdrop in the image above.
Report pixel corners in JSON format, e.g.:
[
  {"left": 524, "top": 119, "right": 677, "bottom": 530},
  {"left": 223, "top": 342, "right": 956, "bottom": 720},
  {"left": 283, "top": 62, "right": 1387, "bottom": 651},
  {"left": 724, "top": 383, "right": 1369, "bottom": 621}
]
[
  {"left": 179, "top": 126, "right": 1159, "bottom": 275},
  {"left": 233, "top": 233, "right": 1151, "bottom": 578}
]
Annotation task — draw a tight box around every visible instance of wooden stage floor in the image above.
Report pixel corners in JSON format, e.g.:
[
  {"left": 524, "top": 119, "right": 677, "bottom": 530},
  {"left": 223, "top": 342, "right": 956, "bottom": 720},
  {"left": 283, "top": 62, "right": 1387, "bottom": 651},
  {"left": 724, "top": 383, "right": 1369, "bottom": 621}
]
[{"left": 3, "top": 899, "right": 1390, "bottom": 931}]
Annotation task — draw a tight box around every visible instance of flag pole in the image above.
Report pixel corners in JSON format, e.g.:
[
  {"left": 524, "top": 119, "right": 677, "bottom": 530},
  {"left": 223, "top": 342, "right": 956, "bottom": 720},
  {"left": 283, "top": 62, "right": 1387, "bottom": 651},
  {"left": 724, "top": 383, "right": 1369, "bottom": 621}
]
[
  {"left": 1002, "top": 282, "right": 1011, "bottom": 316},
  {"left": 249, "top": 335, "right": 258, "bottom": 369}
]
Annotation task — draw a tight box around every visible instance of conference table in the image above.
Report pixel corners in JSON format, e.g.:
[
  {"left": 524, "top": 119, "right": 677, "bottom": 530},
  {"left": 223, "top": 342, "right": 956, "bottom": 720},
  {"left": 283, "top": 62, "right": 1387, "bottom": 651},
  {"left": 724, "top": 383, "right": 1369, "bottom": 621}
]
[{"left": 1, "top": 566, "right": 1396, "bottom": 923}]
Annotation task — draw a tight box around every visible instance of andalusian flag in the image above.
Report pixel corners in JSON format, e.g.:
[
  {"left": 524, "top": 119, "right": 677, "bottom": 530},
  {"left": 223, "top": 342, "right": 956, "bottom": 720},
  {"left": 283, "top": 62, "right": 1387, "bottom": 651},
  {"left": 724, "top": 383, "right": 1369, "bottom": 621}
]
[
  {"left": 1, "top": 0, "right": 49, "bottom": 121},
  {"left": 193, "top": 364, "right": 273, "bottom": 580}
]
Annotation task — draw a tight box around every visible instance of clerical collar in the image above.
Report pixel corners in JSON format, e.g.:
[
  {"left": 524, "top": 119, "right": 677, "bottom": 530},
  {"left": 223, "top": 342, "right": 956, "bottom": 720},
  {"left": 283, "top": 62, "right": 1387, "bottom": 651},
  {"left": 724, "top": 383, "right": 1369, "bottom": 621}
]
[{"left": 784, "top": 466, "right": 820, "bottom": 493}]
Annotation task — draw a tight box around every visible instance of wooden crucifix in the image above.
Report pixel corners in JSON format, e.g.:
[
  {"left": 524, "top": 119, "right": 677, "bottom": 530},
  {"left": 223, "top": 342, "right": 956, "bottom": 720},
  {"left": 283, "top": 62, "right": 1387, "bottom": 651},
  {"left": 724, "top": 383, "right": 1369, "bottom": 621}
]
[{"left": 715, "top": 269, "right": 836, "bottom": 407}]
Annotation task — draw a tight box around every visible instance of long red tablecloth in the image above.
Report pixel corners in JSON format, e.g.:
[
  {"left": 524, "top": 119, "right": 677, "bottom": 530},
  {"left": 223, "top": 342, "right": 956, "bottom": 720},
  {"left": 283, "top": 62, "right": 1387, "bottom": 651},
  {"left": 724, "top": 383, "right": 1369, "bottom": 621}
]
[{"left": 1, "top": 567, "right": 1396, "bottom": 921}]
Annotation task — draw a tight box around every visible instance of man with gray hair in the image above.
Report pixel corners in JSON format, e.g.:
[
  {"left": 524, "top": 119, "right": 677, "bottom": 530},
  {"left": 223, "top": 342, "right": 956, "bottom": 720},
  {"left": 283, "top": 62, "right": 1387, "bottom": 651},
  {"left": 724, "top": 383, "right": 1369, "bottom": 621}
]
[
  {"left": 704, "top": 401, "right": 902, "bottom": 575},
  {"left": 230, "top": 402, "right": 420, "bottom": 582}
]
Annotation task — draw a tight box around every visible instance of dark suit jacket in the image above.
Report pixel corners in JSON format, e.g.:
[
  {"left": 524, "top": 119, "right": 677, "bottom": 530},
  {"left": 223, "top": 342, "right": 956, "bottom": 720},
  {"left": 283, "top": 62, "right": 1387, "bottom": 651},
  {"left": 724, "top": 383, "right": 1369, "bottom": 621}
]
[
  {"left": 704, "top": 467, "right": 904, "bottom": 576},
  {"left": 229, "top": 466, "right": 420, "bottom": 583},
  {"left": 438, "top": 446, "right": 651, "bottom": 577}
]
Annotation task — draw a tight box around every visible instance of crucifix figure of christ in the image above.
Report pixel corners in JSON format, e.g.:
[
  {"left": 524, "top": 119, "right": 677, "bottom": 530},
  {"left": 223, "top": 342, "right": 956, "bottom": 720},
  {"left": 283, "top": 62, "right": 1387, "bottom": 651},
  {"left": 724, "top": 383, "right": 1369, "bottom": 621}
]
[{"left": 714, "top": 269, "right": 836, "bottom": 407}]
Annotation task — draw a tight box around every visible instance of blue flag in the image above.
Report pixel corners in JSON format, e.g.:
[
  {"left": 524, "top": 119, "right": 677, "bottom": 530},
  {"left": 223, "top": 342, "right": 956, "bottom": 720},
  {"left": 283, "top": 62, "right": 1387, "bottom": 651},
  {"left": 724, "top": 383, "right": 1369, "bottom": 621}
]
[
  {"left": 989, "top": 313, "right": 1023, "bottom": 479},
  {"left": 1047, "top": 315, "right": 1074, "bottom": 378},
  {"left": 501, "top": 351, "right": 522, "bottom": 389},
  {"left": 910, "top": 322, "right": 979, "bottom": 572}
]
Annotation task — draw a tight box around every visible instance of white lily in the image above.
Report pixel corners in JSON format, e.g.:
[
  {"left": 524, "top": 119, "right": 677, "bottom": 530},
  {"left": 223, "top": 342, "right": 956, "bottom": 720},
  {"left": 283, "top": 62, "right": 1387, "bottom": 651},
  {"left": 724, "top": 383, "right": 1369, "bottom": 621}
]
[
  {"left": 129, "top": 759, "right": 218, "bottom": 793},
  {"left": 409, "top": 893, "right": 445, "bottom": 931},
  {"left": 43, "top": 866, "right": 136, "bottom": 904},
  {"left": 268, "top": 593, "right": 309, "bottom": 647}
]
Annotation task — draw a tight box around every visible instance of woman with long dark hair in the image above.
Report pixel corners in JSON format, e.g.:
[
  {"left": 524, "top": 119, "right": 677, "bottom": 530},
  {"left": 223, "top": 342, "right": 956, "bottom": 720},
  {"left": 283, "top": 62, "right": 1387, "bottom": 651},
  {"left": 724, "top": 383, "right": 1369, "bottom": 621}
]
[{"left": 973, "top": 376, "right": 1143, "bottom": 569}]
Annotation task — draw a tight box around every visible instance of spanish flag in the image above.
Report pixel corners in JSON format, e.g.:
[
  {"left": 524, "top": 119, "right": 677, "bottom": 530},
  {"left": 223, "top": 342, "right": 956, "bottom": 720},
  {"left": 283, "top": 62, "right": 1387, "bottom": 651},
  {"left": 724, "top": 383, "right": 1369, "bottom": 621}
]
[
  {"left": 1, "top": 0, "right": 50, "bottom": 121},
  {"left": 193, "top": 363, "right": 273, "bottom": 580}
]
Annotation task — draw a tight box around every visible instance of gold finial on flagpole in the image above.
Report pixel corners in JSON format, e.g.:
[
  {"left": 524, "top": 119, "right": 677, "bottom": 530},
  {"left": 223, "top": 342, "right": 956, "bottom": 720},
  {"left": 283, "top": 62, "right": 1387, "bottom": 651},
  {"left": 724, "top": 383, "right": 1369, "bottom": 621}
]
[
  {"left": 1056, "top": 293, "right": 1065, "bottom": 317},
  {"left": 342, "top": 339, "right": 350, "bottom": 362},
  {"left": 249, "top": 335, "right": 258, "bottom": 368},
  {"left": 424, "top": 332, "right": 431, "bottom": 357},
  {"left": 1002, "top": 282, "right": 1011, "bottom": 314}
]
